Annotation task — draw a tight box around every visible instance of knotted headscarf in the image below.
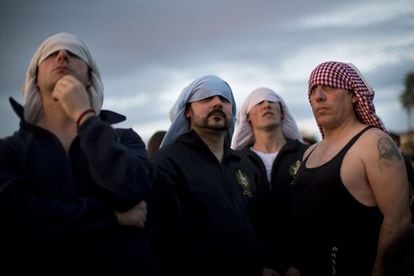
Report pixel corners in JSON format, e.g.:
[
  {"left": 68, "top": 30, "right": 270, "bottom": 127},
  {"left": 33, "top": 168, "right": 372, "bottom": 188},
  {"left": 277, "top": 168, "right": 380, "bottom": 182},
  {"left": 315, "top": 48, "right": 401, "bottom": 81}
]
[
  {"left": 23, "top": 32, "right": 103, "bottom": 123},
  {"left": 308, "top": 61, "right": 386, "bottom": 137},
  {"left": 161, "top": 75, "right": 236, "bottom": 147},
  {"left": 231, "top": 87, "right": 302, "bottom": 150}
]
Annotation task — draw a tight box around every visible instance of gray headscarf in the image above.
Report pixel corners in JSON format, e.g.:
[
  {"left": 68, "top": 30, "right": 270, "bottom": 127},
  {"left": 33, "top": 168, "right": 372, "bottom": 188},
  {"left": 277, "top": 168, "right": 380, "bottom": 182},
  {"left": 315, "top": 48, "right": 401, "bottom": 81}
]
[
  {"left": 161, "top": 75, "right": 236, "bottom": 147},
  {"left": 23, "top": 32, "right": 103, "bottom": 123},
  {"left": 231, "top": 87, "right": 302, "bottom": 150}
]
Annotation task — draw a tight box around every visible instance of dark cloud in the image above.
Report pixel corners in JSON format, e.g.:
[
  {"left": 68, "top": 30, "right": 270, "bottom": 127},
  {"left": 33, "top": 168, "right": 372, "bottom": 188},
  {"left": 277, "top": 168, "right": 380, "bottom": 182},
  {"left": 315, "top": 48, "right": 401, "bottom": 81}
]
[{"left": 1, "top": 0, "right": 413, "bottom": 142}]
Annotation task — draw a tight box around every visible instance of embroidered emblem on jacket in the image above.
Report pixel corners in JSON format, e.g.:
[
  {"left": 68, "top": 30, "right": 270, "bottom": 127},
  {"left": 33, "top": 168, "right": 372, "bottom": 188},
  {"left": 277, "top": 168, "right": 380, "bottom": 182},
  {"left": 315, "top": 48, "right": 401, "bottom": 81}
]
[
  {"left": 236, "top": 169, "right": 252, "bottom": 197},
  {"left": 289, "top": 160, "right": 301, "bottom": 178}
]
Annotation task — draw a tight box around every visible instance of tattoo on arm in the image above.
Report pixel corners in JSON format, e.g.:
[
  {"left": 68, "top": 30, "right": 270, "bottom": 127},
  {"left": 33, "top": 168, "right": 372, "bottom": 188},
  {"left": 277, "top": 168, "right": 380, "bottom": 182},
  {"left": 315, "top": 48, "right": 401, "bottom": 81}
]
[{"left": 377, "top": 137, "right": 403, "bottom": 161}]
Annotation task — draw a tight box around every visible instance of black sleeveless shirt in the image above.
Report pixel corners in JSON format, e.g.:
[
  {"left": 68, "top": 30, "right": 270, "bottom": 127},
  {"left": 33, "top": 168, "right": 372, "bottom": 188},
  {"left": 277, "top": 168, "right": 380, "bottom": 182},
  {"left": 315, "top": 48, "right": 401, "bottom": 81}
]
[{"left": 292, "top": 127, "right": 383, "bottom": 276}]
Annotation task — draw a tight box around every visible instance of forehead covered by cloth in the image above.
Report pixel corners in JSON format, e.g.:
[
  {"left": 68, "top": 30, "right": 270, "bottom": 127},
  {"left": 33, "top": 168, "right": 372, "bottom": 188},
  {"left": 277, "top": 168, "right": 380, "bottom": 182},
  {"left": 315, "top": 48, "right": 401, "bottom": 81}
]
[
  {"left": 308, "top": 61, "right": 386, "bottom": 136},
  {"left": 23, "top": 32, "right": 103, "bottom": 123},
  {"left": 231, "top": 87, "right": 302, "bottom": 150},
  {"left": 161, "top": 75, "right": 236, "bottom": 147}
]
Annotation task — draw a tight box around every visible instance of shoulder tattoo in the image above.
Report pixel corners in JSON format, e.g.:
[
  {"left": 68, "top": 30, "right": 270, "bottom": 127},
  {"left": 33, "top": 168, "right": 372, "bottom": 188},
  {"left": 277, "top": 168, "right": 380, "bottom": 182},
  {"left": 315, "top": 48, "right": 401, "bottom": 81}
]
[{"left": 377, "top": 137, "right": 402, "bottom": 161}]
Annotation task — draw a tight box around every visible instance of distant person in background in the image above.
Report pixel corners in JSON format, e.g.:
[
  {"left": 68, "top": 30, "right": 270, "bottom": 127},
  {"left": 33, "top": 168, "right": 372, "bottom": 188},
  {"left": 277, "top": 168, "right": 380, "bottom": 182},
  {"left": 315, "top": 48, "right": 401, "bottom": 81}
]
[
  {"left": 0, "top": 33, "right": 157, "bottom": 275},
  {"left": 232, "top": 87, "right": 308, "bottom": 276},
  {"left": 148, "top": 75, "right": 263, "bottom": 276},
  {"left": 147, "top": 130, "right": 166, "bottom": 155},
  {"left": 389, "top": 132, "right": 414, "bottom": 186},
  {"left": 389, "top": 131, "right": 414, "bottom": 220},
  {"left": 301, "top": 134, "right": 318, "bottom": 146},
  {"left": 292, "top": 61, "right": 411, "bottom": 275}
]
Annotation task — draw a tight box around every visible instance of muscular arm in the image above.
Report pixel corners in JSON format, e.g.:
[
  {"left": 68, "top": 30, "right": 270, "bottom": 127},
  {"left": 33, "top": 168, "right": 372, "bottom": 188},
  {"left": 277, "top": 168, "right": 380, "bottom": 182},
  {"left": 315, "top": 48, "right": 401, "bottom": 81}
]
[{"left": 364, "top": 130, "right": 411, "bottom": 275}]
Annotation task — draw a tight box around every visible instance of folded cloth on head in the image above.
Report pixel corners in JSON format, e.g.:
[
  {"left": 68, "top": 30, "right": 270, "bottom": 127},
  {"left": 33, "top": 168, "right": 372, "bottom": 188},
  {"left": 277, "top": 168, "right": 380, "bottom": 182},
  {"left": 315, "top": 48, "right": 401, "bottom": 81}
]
[
  {"left": 308, "top": 61, "right": 386, "bottom": 137},
  {"left": 161, "top": 75, "right": 236, "bottom": 147},
  {"left": 231, "top": 87, "right": 302, "bottom": 150},
  {"left": 23, "top": 32, "right": 103, "bottom": 123}
]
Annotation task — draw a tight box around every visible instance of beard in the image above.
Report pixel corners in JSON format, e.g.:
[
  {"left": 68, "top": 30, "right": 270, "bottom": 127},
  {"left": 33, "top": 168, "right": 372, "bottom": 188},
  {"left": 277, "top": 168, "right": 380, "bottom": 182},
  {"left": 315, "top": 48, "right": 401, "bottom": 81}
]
[{"left": 193, "top": 108, "right": 230, "bottom": 131}]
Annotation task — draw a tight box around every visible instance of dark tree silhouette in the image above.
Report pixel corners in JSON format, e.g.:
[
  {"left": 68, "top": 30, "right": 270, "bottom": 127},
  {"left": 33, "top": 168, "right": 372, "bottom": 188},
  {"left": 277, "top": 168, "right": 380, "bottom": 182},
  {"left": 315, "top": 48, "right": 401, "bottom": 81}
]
[{"left": 400, "top": 72, "right": 414, "bottom": 131}]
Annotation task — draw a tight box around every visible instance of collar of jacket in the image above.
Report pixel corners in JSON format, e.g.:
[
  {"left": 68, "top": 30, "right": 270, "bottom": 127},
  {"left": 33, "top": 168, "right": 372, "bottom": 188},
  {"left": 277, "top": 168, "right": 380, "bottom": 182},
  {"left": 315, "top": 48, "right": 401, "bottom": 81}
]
[
  {"left": 243, "top": 138, "right": 302, "bottom": 156},
  {"left": 9, "top": 97, "right": 126, "bottom": 125},
  {"left": 177, "top": 129, "right": 242, "bottom": 162}
]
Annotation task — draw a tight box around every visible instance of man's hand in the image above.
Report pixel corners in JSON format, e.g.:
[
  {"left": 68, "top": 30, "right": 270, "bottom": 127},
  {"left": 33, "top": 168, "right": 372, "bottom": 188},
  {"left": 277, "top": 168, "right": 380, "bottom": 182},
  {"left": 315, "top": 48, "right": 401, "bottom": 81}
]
[
  {"left": 262, "top": 268, "right": 280, "bottom": 276},
  {"left": 52, "top": 75, "right": 91, "bottom": 121},
  {"left": 114, "top": 201, "right": 148, "bottom": 228},
  {"left": 285, "top": 267, "right": 301, "bottom": 276}
]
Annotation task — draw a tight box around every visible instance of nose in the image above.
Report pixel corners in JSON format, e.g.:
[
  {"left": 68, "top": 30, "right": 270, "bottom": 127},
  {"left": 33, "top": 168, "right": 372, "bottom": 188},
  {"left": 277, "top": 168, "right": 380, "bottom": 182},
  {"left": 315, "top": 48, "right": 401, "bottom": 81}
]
[
  {"left": 56, "top": 50, "right": 69, "bottom": 62},
  {"left": 262, "top": 100, "right": 271, "bottom": 108},
  {"left": 211, "top": 96, "right": 224, "bottom": 107},
  {"left": 311, "top": 86, "right": 326, "bottom": 101}
]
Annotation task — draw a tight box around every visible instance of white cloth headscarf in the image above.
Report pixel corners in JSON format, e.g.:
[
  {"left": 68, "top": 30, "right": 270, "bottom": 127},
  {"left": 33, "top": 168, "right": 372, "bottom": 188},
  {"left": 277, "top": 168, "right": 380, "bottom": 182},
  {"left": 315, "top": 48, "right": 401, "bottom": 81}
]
[
  {"left": 161, "top": 75, "right": 236, "bottom": 147},
  {"left": 23, "top": 32, "right": 103, "bottom": 123},
  {"left": 231, "top": 87, "right": 302, "bottom": 150}
]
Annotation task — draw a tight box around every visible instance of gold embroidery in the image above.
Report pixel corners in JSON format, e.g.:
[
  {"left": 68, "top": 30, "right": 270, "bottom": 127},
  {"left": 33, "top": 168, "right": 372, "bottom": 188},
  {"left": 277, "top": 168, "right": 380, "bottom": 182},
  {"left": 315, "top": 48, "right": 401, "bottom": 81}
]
[
  {"left": 289, "top": 160, "right": 301, "bottom": 178},
  {"left": 236, "top": 169, "right": 252, "bottom": 197}
]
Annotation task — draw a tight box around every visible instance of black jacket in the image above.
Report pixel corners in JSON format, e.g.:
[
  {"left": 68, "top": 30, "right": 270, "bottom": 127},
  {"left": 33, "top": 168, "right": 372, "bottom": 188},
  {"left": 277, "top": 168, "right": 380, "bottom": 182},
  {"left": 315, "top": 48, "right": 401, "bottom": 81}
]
[
  {"left": 0, "top": 98, "right": 157, "bottom": 275},
  {"left": 244, "top": 138, "right": 308, "bottom": 273},
  {"left": 148, "top": 130, "right": 263, "bottom": 276}
]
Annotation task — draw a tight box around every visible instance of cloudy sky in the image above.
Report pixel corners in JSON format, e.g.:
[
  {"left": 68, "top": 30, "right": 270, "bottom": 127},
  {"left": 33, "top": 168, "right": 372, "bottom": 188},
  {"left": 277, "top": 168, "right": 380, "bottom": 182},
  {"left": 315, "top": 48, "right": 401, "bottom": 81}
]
[{"left": 1, "top": 0, "right": 413, "bottom": 144}]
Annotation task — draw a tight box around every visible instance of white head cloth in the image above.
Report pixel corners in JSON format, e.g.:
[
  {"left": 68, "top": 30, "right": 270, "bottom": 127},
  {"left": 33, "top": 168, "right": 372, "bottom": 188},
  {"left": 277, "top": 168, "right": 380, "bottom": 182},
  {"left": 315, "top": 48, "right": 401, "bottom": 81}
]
[
  {"left": 23, "top": 32, "right": 103, "bottom": 123},
  {"left": 161, "top": 75, "right": 236, "bottom": 147},
  {"left": 231, "top": 87, "right": 302, "bottom": 150}
]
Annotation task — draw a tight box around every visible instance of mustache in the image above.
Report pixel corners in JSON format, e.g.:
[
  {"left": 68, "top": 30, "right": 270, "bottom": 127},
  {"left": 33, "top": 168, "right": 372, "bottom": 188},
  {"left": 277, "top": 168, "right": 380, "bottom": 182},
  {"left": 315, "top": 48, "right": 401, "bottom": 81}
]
[{"left": 207, "top": 108, "right": 226, "bottom": 118}]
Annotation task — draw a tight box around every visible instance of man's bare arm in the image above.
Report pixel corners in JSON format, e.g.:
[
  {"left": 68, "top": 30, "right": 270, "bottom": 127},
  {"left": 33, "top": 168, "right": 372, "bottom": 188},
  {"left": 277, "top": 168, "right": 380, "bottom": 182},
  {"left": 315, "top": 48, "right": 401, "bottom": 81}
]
[{"left": 365, "top": 130, "right": 411, "bottom": 276}]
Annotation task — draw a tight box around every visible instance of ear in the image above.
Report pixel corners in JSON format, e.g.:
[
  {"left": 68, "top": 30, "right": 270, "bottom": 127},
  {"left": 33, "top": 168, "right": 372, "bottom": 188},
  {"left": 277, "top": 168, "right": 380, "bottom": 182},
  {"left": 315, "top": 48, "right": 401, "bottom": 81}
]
[
  {"left": 185, "top": 105, "right": 191, "bottom": 118},
  {"left": 87, "top": 69, "right": 92, "bottom": 88},
  {"left": 351, "top": 95, "right": 357, "bottom": 104},
  {"left": 35, "top": 69, "right": 40, "bottom": 91},
  {"left": 86, "top": 80, "right": 92, "bottom": 89}
]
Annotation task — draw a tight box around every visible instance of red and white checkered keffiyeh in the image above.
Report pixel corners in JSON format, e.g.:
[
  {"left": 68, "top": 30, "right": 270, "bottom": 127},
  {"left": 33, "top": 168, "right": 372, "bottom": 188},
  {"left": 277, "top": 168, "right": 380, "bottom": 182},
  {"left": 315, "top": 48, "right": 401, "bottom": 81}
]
[{"left": 308, "top": 61, "right": 386, "bottom": 137}]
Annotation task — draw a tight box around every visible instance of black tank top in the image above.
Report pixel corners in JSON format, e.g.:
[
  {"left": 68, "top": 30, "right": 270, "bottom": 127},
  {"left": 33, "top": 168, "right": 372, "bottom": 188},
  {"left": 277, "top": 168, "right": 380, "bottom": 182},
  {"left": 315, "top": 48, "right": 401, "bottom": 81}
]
[{"left": 292, "top": 127, "right": 383, "bottom": 276}]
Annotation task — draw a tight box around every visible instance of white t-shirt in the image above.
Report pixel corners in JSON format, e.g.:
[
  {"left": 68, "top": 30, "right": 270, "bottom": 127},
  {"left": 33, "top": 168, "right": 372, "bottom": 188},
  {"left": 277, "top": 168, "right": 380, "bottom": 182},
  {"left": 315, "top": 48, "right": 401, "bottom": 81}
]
[{"left": 251, "top": 148, "right": 278, "bottom": 182}]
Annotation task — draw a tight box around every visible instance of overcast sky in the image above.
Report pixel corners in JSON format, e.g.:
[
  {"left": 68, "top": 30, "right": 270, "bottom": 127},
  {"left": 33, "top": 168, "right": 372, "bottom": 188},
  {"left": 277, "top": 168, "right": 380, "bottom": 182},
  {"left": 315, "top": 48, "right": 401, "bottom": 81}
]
[{"left": 1, "top": 0, "right": 413, "bottom": 144}]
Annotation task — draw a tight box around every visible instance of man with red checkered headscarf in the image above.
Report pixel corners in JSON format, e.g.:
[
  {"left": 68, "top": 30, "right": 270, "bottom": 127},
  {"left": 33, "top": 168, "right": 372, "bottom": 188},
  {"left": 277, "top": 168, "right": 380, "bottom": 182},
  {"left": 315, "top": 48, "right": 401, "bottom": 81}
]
[{"left": 291, "top": 61, "right": 411, "bottom": 276}]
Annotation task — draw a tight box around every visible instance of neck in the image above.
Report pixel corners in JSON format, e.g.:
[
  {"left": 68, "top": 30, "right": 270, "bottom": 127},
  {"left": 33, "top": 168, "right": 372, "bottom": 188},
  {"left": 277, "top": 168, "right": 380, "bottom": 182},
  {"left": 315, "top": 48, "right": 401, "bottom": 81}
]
[
  {"left": 322, "top": 118, "right": 365, "bottom": 144},
  {"left": 252, "top": 128, "right": 286, "bottom": 153},
  {"left": 195, "top": 128, "right": 226, "bottom": 162},
  {"left": 37, "top": 99, "right": 77, "bottom": 152}
]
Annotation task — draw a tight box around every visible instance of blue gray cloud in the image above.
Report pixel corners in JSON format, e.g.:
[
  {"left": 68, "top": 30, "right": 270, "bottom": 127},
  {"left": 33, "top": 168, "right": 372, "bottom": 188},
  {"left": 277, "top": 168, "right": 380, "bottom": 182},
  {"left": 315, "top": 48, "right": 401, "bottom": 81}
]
[{"left": 1, "top": 0, "right": 413, "bottom": 142}]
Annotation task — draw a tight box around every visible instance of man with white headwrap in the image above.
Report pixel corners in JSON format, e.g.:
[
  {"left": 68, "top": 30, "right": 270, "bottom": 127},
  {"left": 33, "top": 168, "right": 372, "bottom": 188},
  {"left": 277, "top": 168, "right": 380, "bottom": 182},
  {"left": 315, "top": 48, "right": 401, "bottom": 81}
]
[
  {"left": 0, "top": 33, "right": 157, "bottom": 275},
  {"left": 147, "top": 75, "right": 263, "bottom": 276},
  {"left": 232, "top": 87, "right": 308, "bottom": 276},
  {"left": 291, "top": 61, "right": 411, "bottom": 276}
]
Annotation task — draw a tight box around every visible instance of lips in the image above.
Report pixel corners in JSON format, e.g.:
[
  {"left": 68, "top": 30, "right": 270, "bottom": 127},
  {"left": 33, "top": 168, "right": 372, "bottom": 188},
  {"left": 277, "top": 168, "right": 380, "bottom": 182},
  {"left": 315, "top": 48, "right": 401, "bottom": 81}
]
[
  {"left": 208, "top": 109, "right": 226, "bottom": 119},
  {"left": 53, "top": 66, "right": 71, "bottom": 73},
  {"left": 315, "top": 106, "right": 329, "bottom": 114},
  {"left": 209, "top": 112, "right": 225, "bottom": 118}
]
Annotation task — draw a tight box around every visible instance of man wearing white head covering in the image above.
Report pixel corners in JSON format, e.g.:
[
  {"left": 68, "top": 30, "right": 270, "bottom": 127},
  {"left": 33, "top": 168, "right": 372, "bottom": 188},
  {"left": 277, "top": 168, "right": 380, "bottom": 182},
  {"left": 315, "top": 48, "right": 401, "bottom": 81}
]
[
  {"left": 232, "top": 87, "right": 303, "bottom": 150},
  {"left": 23, "top": 32, "right": 103, "bottom": 124},
  {"left": 291, "top": 61, "right": 411, "bottom": 276},
  {"left": 148, "top": 75, "right": 263, "bottom": 276},
  {"left": 232, "top": 87, "right": 307, "bottom": 276},
  {"left": 0, "top": 33, "right": 157, "bottom": 275}
]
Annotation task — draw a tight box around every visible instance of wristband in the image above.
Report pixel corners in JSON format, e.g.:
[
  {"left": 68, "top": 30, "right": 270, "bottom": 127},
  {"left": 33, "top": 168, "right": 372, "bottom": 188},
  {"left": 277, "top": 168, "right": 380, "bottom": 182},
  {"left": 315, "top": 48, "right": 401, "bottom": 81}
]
[{"left": 76, "top": 108, "right": 96, "bottom": 126}]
